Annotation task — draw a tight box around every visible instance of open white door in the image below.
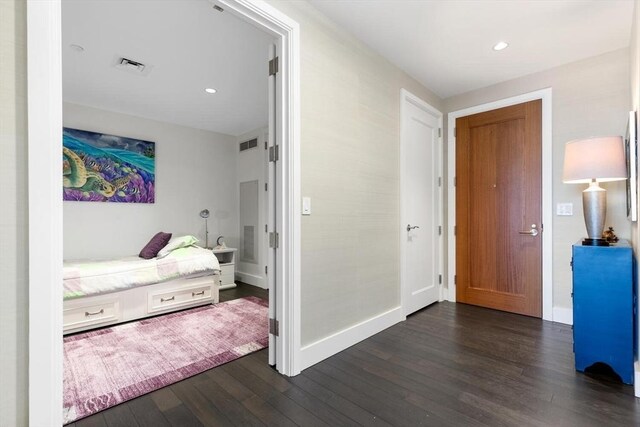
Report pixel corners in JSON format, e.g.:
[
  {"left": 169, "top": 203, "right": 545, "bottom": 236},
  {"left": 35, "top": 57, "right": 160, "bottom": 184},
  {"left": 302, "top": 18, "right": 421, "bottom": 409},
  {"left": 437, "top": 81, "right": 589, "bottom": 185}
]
[
  {"left": 267, "top": 43, "right": 277, "bottom": 366},
  {"left": 400, "top": 90, "right": 442, "bottom": 316}
]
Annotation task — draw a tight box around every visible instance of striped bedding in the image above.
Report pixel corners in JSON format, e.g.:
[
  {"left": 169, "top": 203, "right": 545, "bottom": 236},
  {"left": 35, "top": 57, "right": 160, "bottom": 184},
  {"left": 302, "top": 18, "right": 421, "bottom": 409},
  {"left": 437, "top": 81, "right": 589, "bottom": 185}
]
[{"left": 63, "top": 246, "right": 220, "bottom": 300}]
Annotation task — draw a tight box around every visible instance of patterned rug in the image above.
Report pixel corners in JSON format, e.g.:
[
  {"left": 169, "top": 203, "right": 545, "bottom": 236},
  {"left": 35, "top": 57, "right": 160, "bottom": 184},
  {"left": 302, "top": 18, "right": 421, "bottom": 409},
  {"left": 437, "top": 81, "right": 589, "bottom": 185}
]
[{"left": 63, "top": 296, "right": 268, "bottom": 424}]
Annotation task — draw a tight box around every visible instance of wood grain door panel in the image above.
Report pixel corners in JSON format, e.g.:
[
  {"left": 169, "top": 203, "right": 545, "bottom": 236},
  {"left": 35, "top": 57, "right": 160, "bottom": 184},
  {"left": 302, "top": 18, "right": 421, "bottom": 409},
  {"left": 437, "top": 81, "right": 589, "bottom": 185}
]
[{"left": 456, "top": 100, "right": 542, "bottom": 317}]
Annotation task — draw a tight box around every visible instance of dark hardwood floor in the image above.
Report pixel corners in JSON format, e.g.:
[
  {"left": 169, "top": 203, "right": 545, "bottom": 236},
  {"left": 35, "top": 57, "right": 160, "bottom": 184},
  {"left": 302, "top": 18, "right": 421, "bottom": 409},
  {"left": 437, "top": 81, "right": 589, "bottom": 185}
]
[{"left": 72, "top": 288, "right": 640, "bottom": 426}]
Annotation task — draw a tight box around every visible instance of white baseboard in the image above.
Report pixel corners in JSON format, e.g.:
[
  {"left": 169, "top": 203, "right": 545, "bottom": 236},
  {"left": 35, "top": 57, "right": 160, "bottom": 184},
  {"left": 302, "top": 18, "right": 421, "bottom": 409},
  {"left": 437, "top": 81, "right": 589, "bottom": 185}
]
[
  {"left": 552, "top": 306, "right": 573, "bottom": 325},
  {"left": 635, "top": 362, "right": 640, "bottom": 398},
  {"left": 236, "top": 271, "right": 266, "bottom": 289},
  {"left": 300, "top": 306, "right": 404, "bottom": 371}
]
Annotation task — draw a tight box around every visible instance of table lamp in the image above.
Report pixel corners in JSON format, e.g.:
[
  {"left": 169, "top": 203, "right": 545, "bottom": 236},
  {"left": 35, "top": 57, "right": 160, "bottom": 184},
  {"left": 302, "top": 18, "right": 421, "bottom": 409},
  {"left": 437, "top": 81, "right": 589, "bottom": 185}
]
[{"left": 563, "top": 136, "right": 627, "bottom": 246}]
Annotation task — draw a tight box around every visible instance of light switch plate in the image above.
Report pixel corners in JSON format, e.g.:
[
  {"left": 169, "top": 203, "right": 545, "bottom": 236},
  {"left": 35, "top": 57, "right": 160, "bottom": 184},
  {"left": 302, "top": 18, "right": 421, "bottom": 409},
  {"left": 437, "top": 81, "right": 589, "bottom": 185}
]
[
  {"left": 302, "top": 197, "right": 311, "bottom": 215},
  {"left": 557, "top": 203, "right": 573, "bottom": 216}
]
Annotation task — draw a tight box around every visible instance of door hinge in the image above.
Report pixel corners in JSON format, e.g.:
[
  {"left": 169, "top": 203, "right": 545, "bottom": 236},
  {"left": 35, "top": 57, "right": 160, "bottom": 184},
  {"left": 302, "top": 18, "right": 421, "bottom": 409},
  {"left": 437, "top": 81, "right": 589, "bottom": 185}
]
[
  {"left": 269, "top": 318, "right": 279, "bottom": 336},
  {"left": 269, "top": 145, "right": 279, "bottom": 162},
  {"left": 269, "top": 231, "right": 279, "bottom": 249},
  {"left": 454, "top": 225, "right": 456, "bottom": 236},
  {"left": 265, "top": 224, "right": 268, "bottom": 233},
  {"left": 438, "top": 274, "right": 442, "bottom": 284},
  {"left": 269, "top": 56, "right": 279, "bottom": 76},
  {"left": 265, "top": 265, "right": 268, "bottom": 274},
  {"left": 454, "top": 177, "right": 456, "bottom": 187},
  {"left": 438, "top": 177, "right": 442, "bottom": 187},
  {"left": 265, "top": 183, "right": 268, "bottom": 191},
  {"left": 454, "top": 127, "right": 456, "bottom": 137},
  {"left": 438, "top": 225, "right": 442, "bottom": 236},
  {"left": 264, "top": 140, "right": 268, "bottom": 150},
  {"left": 454, "top": 275, "right": 457, "bottom": 285},
  {"left": 438, "top": 128, "right": 442, "bottom": 138}
]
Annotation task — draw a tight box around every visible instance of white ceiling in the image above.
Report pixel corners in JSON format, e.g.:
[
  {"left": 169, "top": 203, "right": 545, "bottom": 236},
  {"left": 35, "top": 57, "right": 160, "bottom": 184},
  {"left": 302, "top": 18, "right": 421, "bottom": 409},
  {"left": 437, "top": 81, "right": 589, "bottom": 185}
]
[
  {"left": 308, "top": 0, "right": 635, "bottom": 99},
  {"left": 63, "top": 0, "right": 274, "bottom": 136}
]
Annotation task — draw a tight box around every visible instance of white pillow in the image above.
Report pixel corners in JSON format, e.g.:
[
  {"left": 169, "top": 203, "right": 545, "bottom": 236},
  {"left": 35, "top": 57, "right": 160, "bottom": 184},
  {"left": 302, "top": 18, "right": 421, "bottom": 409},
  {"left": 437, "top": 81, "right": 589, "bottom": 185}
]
[{"left": 157, "top": 235, "right": 199, "bottom": 258}]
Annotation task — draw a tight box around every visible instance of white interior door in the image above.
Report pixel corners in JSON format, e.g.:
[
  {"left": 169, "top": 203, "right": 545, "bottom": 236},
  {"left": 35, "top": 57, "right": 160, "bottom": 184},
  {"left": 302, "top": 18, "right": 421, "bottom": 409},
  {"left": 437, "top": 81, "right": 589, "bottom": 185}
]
[
  {"left": 401, "top": 91, "right": 442, "bottom": 316},
  {"left": 267, "top": 44, "right": 277, "bottom": 366}
]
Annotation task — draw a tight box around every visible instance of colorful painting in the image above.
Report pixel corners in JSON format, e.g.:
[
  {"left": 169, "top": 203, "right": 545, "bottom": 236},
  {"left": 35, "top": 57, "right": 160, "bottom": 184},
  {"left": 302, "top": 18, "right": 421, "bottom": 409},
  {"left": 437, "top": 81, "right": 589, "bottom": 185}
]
[{"left": 63, "top": 128, "right": 155, "bottom": 203}]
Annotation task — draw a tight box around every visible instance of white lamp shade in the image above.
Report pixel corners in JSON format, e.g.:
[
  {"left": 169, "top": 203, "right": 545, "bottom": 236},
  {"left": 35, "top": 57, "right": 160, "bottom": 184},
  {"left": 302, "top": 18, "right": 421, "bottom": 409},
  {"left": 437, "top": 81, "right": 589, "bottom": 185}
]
[{"left": 563, "top": 136, "right": 627, "bottom": 184}]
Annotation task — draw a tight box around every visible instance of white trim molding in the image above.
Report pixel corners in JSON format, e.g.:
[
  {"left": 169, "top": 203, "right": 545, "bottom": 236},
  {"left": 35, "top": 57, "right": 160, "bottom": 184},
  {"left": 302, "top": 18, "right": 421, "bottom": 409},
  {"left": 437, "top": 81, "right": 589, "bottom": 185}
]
[
  {"left": 399, "top": 89, "right": 445, "bottom": 316},
  {"left": 552, "top": 307, "right": 573, "bottom": 325},
  {"left": 236, "top": 271, "right": 267, "bottom": 289},
  {"left": 635, "top": 362, "right": 640, "bottom": 397},
  {"left": 27, "top": 0, "right": 64, "bottom": 424},
  {"left": 446, "top": 88, "right": 554, "bottom": 321},
  {"left": 300, "top": 307, "right": 404, "bottom": 370},
  {"left": 27, "top": 1, "right": 301, "bottom": 424}
]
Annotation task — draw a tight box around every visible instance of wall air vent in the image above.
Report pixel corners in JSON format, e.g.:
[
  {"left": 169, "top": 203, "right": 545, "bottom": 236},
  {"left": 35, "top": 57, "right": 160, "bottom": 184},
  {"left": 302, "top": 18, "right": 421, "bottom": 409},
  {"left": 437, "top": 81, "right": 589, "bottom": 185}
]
[
  {"left": 112, "top": 55, "right": 153, "bottom": 76},
  {"left": 239, "top": 138, "right": 258, "bottom": 152}
]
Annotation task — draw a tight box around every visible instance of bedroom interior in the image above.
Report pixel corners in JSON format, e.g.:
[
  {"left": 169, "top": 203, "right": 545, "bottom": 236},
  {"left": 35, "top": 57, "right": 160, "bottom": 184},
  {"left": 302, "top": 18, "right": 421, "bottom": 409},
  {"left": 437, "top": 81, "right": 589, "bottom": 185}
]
[
  {"left": 6, "top": 0, "right": 640, "bottom": 425},
  {"left": 60, "top": 0, "right": 276, "bottom": 421}
]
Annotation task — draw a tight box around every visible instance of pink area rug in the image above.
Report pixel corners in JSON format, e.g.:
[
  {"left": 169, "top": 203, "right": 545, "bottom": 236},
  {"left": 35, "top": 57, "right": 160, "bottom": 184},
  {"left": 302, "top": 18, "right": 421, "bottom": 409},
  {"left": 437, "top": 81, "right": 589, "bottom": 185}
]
[{"left": 63, "top": 296, "right": 268, "bottom": 424}]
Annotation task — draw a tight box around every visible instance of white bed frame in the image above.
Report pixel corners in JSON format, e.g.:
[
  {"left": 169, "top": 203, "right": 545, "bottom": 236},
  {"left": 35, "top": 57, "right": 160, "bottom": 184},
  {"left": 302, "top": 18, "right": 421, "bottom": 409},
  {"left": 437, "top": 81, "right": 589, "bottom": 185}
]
[{"left": 63, "top": 272, "right": 221, "bottom": 334}]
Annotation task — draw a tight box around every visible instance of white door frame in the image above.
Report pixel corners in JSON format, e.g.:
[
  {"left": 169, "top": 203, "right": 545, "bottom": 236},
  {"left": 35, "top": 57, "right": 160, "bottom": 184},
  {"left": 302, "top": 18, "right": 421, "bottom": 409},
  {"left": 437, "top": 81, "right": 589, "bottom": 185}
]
[
  {"left": 446, "top": 88, "right": 553, "bottom": 321},
  {"left": 26, "top": 0, "right": 301, "bottom": 424},
  {"left": 400, "top": 88, "right": 444, "bottom": 316}
]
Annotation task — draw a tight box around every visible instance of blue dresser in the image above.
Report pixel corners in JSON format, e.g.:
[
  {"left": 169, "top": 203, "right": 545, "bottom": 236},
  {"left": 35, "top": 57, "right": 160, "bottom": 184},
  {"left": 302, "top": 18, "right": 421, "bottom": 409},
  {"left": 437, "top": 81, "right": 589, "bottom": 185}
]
[{"left": 572, "top": 240, "right": 635, "bottom": 384}]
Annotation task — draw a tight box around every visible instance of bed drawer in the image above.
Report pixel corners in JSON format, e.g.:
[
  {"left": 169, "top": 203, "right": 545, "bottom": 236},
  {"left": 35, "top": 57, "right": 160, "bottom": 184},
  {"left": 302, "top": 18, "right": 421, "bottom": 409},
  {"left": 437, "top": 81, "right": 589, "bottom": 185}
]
[
  {"left": 64, "top": 297, "right": 121, "bottom": 333},
  {"left": 147, "top": 283, "right": 214, "bottom": 314}
]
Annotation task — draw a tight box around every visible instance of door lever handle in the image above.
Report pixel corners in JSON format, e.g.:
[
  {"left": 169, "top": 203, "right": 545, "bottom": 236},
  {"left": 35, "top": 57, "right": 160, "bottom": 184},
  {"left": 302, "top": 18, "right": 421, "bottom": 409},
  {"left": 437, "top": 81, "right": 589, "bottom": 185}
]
[
  {"left": 519, "top": 224, "right": 539, "bottom": 237},
  {"left": 407, "top": 224, "right": 420, "bottom": 232}
]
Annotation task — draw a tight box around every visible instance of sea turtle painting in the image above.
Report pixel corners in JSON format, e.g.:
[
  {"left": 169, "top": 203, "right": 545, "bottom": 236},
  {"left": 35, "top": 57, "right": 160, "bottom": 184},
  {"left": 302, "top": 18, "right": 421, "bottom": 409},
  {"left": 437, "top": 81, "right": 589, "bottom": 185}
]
[{"left": 62, "top": 127, "right": 155, "bottom": 203}]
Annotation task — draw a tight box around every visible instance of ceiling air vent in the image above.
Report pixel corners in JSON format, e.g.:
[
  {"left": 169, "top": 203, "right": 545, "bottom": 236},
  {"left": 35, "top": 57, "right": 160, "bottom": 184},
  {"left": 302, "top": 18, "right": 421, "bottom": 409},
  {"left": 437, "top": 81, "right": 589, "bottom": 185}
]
[
  {"left": 112, "top": 55, "right": 153, "bottom": 76},
  {"left": 239, "top": 138, "right": 258, "bottom": 152},
  {"left": 117, "top": 57, "right": 145, "bottom": 72}
]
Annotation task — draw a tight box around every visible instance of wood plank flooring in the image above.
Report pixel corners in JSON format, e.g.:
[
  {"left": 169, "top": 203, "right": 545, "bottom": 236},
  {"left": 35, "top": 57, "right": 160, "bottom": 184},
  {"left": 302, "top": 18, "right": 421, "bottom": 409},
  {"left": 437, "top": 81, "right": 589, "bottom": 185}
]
[{"left": 72, "top": 286, "right": 640, "bottom": 426}]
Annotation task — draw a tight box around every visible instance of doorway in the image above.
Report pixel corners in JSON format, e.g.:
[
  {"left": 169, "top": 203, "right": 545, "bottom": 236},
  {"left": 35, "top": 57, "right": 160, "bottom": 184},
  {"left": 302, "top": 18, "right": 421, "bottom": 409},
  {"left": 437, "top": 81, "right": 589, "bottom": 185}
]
[
  {"left": 26, "top": 0, "right": 300, "bottom": 424},
  {"left": 400, "top": 89, "right": 443, "bottom": 316},
  {"left": 447, "top": 88, "right": 553, "bottom": 321},
  {"left": 456, "top": 100, "right": 542, "bottom": 317}
]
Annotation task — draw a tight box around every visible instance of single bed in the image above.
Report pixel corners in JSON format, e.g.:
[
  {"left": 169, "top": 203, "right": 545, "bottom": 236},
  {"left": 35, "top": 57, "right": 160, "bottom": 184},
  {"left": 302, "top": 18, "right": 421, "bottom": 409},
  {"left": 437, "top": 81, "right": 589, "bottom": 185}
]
[{"left": 63, "top": 246, "right": 220, "bottom": 334}]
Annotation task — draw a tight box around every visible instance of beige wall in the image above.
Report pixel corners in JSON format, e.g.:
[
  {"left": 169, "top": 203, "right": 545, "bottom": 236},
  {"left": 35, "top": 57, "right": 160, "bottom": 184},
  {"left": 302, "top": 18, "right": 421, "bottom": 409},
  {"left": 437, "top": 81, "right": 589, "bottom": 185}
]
[
  {"left": 268, "top": 0, "right": 442, "bottom": 346},
  {"left": 630, "top": 0, "right": 640, "bottom": 365},
  {"left": 444, "top": 48, "right": 631, "bottom": 311},
  {"left": 0, "top": 0, "right": 28, "bottom": 425}
]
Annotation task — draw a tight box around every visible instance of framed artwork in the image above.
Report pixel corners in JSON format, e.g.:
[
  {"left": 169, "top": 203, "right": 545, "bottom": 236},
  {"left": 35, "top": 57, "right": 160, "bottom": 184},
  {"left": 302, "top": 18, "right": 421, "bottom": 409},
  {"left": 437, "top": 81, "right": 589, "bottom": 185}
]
[
  {"left": 626, "top": 111, "right": 637, "bottom": 221},
  {"left": 63, "top": 127, "right": 155, "bottom": 203}
]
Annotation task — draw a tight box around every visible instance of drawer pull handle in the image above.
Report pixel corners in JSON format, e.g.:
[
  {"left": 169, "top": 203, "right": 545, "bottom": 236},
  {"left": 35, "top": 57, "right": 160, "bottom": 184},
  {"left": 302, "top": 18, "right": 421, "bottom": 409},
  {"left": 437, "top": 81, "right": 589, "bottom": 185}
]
[
  {"left": 85, "top": 309, "right": 104, "bottom": 317},
  {"left": 192, "top": 291, "right": 205, "bottom": 297},
  {"left": 161, "top": 296, "right": 175, "bottom": 303}
]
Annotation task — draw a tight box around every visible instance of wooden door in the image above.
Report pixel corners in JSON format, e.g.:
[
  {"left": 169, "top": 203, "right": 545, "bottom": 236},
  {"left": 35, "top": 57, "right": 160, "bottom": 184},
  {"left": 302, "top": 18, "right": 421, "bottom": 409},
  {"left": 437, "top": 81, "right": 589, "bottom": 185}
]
[{"left": 456, "top": 100, "right": 542, "bottom": 317}]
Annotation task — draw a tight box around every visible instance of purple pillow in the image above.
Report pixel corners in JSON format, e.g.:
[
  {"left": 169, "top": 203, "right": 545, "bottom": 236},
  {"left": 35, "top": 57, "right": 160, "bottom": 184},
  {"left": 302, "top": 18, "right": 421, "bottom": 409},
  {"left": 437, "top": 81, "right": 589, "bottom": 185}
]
[{"left": 139, "top": 232, "right": 172, "bottom": 259}]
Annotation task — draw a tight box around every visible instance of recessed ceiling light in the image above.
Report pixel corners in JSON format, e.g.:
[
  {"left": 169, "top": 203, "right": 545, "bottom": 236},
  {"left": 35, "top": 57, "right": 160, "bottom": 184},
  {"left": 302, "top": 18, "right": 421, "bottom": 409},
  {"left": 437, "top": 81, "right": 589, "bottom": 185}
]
[
  {"left": 493, "top": 41, "right": 509, "bottom": 51},
  {"left": 69, "top": 44, "right": 85, "bottom": 53},
  {"left": 205, "top": 88, "right": 217, "bottom": 94}
]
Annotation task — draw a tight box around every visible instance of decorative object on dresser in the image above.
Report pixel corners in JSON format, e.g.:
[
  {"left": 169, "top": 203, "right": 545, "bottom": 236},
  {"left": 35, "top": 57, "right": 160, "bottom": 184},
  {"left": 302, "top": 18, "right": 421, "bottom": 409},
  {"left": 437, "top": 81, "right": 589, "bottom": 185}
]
[
  {"left": 199, "top": 208, "right": 211, "bottom": 248},
  {"left": 63, "top": 297, "right": 268, "bottom": 424},
  {"left": 571, "top": 240, "right": 635, "bottom": 384},
  {"left": 62, "top": 127, "right": 155, "bottom": 203},
  {"left": 563, "top": 136, "right": 627, "bottom": 246},
  {"left": 602, "top": 226, "right": 619, "bottom": 244},
  {"left": 212, "top": 247, "right": 237, "bottom": 290}
]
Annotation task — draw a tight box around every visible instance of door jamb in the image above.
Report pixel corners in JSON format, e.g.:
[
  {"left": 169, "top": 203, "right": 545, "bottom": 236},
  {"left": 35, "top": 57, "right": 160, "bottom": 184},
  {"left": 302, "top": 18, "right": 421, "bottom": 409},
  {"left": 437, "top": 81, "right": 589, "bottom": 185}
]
[
  {"left": 446, "top": 88, "right": 553, "bottom": 321},
  {"left": 26, "top": 0, "right": 301, "bottom": 425},
  {"left": 400, "top": 88, "right": 444, "bottom": 317}
]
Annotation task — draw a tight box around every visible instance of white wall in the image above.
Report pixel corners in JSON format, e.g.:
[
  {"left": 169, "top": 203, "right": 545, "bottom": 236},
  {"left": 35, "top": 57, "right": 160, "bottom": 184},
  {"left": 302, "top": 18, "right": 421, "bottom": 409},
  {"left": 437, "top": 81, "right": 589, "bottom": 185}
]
[
  {"left": 63, "top": 102, "right": 239, "bottom": 259},
  {"left": 0, "top": 1, "right": 28, "bottom": 425},
  {"left": 444, "top": 48, "right": 631, "bottom": 315},
  {"left": 628, "top": 0, "right": 640, "bottom": 393},
  {"left": 237, "top": 127, "right": 268, "bottom": 288}
]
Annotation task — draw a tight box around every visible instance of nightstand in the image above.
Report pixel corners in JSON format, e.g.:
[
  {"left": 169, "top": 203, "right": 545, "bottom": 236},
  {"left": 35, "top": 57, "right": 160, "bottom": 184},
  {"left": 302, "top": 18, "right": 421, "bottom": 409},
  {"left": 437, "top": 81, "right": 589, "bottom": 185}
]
[{"left": 212, "top": 247, "right": 237, "bottom": 290}]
